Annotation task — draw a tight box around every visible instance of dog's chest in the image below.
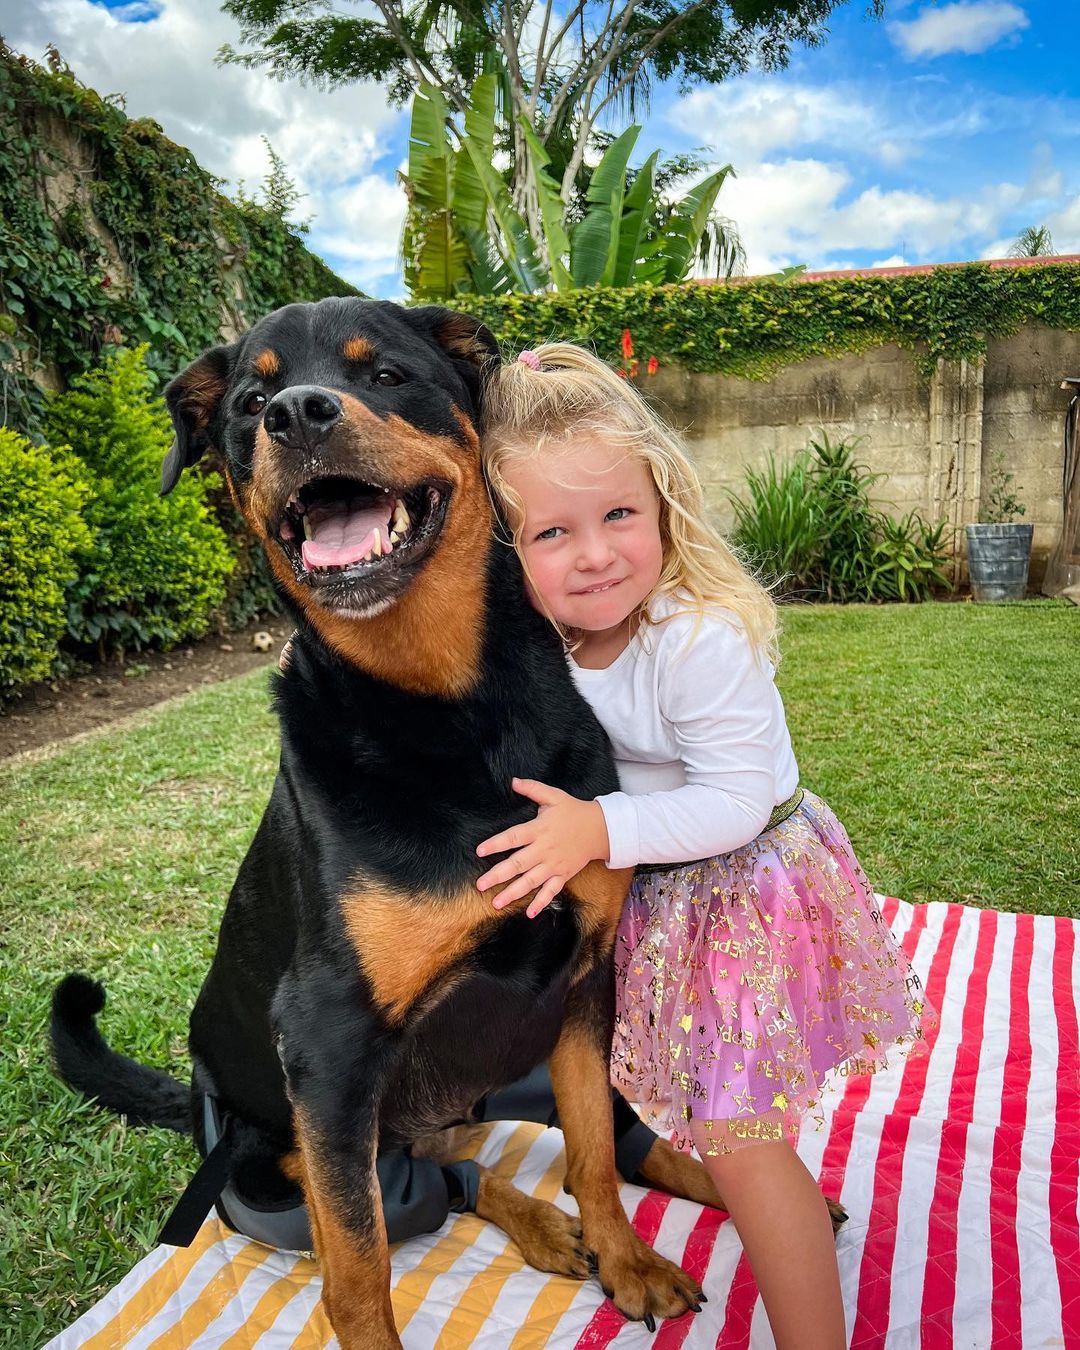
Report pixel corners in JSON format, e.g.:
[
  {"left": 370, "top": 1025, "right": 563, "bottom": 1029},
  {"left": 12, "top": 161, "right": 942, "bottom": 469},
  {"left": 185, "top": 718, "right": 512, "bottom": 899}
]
[{"left": 338, "top": 885, "right": 579, "bottom": 1026}]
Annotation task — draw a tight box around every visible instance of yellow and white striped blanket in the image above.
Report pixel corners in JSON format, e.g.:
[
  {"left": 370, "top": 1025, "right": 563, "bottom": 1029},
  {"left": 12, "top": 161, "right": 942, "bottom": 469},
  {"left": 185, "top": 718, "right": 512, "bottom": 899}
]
[{"left": 45, "top": 901, "right": 1080, "bottom": 1348}]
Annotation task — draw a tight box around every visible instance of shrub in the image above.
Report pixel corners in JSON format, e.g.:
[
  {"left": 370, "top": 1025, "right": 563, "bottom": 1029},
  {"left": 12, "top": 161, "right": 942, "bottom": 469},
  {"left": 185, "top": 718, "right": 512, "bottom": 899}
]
[
  {"left": 0, "top": 428, "right": 92, "bottom": 693},
  {"left": 42, "top": 345, "right": 234, "bottom": 655},
  {"left": 730, "top": 434, "right": 951, "bottom": 603},
  {"left": 724, "top": 453, "right": 821, "bottom": 596}
]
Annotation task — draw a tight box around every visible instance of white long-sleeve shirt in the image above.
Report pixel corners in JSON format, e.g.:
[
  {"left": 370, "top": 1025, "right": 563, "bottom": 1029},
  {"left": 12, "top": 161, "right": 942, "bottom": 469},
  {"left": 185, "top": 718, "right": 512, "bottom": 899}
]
[{"left": 568, "top": 593, "right": 800, "bottom": 869}]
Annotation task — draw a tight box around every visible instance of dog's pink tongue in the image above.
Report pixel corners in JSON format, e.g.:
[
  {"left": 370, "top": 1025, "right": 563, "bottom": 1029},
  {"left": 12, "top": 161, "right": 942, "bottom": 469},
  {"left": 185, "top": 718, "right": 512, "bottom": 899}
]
[{"left": 301, "top": 497, "right": 393, "bottom": 569}]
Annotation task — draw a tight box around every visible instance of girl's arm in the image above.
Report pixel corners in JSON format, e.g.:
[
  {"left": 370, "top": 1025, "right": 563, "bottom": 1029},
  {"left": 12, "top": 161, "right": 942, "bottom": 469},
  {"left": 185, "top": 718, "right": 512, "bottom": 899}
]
[
  {"left": 598, "top": 616, "right": 786, "bottom": 869},
  {"left": 477, "top": 615, "right": 796, "bottom": 914}
]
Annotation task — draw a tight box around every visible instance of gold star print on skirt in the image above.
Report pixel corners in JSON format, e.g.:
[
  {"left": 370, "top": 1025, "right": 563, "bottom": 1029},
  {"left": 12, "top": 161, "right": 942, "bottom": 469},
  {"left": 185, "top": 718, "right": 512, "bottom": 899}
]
[{"left": 611, "top": 791, "right": 931, "bottom": 1156}]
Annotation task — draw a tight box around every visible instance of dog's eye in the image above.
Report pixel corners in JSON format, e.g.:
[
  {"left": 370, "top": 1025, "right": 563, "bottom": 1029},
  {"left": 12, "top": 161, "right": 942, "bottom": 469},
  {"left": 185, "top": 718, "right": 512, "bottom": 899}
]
[
  {"left": 243, "top": 392, "right": 267, "bottom": 416},
  {"left": 374, "top": 369, "right": 403, "bottom": 387}
]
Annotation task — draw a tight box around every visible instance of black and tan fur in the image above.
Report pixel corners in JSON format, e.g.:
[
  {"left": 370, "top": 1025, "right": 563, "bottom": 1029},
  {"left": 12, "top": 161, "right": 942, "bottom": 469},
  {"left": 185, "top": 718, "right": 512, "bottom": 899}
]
[{"left": 50, "top": 298, "right": 724, "bottom": 1348}]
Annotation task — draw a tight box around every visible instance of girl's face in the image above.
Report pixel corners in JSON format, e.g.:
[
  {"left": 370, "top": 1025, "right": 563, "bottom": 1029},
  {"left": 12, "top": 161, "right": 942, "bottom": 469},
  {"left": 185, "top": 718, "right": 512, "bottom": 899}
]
[{"left": 504, "top": 436, "right": 664, "bottom": 638}]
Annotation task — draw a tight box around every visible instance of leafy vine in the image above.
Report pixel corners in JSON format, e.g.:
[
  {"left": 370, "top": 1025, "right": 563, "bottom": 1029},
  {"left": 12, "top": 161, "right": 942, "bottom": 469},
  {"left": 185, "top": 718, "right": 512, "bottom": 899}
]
[
  {"left": 0, "top": 43, "right": 355, "bottom": 435},
  {"left": 455, "top": 262, "right": 1080, "bottom": 381}
]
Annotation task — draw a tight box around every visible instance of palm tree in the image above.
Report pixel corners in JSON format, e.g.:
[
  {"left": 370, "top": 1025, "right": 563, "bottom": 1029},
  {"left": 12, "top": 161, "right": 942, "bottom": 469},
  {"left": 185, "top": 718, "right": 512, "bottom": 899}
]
[{"left": 1008, "top": 225, "right": 1055, "bottom": 258}]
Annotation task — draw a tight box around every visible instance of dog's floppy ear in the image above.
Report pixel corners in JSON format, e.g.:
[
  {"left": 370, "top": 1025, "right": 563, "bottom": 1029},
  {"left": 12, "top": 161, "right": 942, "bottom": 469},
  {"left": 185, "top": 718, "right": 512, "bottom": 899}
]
[
  {"left": 405, "top": 306, "right": 500, "bottom": 407},
  {"left": 160, "top": 344, "right": 234, "bottom": 495}
]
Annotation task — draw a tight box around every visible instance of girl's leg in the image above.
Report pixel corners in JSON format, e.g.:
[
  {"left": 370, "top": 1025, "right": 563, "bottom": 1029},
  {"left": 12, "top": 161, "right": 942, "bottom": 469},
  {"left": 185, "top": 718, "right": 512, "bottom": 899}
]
[{"left": 698, "top": 1133, "right": 847, "bottom": 1350}]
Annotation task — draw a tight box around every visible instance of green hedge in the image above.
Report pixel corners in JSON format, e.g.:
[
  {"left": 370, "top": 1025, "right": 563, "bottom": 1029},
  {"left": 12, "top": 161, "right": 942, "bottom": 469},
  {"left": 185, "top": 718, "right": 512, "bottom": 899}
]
[
  {"left": 454, "top": 261, "right": 1080, "bottom": 379},
  {"left": 0, "top": 429, "right": 92, "bottom": 692},
  {"left": 41, "top": 346, "right": 234, "bottom": 657}
]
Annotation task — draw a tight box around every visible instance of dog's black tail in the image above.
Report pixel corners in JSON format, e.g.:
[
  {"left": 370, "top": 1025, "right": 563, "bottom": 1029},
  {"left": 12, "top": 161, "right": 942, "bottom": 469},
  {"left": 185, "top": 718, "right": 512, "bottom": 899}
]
[{"left": 50, "top": 973, "right": 191, "bottom": 1133}]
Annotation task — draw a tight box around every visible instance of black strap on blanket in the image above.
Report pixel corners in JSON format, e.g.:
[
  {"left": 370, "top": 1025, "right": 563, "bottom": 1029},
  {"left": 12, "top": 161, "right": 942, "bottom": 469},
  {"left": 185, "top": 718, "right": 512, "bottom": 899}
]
[{"left": 159, "top": 1136, "right": 231, "bottom": 1248}]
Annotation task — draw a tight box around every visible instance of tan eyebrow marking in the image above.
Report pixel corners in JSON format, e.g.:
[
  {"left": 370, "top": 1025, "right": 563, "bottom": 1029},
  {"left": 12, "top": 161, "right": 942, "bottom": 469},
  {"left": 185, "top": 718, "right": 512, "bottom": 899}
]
[
  {"left": 253, "top": 349, "right": 280, "bottom": 378},
  {"left": 343, "top": 337, "right": 375, "bottom": 363}
]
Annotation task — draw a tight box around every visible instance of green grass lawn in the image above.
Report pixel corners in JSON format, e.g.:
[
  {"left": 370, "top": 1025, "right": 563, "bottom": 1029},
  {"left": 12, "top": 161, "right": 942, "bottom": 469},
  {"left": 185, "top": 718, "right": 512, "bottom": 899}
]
[{"left": 1, "top": 601, "right": 1077, "bottom": 1346}]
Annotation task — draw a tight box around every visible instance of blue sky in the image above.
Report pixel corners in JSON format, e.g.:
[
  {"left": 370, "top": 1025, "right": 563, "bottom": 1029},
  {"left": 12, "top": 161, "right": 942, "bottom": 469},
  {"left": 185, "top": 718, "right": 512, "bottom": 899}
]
[{"left": 3, "top": 0, "right": 1075, "bottom": 295}]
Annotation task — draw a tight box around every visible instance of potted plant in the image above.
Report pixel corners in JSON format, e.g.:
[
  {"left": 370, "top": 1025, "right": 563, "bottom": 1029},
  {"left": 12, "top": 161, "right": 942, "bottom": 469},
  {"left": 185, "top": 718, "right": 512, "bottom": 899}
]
[{"left": 965, "top": 456, "right": 1033, "bottom": 601}]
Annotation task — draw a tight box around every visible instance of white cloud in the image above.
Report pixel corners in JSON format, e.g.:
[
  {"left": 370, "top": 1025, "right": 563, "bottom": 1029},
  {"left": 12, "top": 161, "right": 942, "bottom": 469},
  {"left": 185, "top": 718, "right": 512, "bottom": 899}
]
[
  {"left": 719, "top": 159, "right": 851, "bottom": 272},
  {"left": 836, "top": 180, "right": 1024, "bottom": 252},
  {"left": 716, "top": 154, "right": 1032, "bottom": 274},
  {"left": 889, "top": 2, "right": 1029, "bottom": 60},
  {"left": 1, "top": 0, "right": 408, "bottom": 296},
  {"left": 669, "top": 81, "right": 883, "bottom": 166},
  {"left": 665, "top": 73, "right": 1013, "bottom": 179},
  {"left": 664, "top": 64, "right": 1068, "bottom": 274},
  {"left": 1044, "top": 196, "right": 1080, "bottom": 254},
  {"left": 308, "top": 175, "right": 409, "bottom": 294},
  {"left": 877, "top": 140, "right": 912, "bottom": 167},
  {"left": 1021, "top": 143, "right": 1063, "bottom": 203}
]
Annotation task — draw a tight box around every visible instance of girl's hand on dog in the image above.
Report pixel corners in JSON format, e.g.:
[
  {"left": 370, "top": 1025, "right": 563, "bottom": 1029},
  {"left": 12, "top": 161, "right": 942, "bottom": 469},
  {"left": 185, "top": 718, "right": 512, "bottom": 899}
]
[{"left": 476, "top": 779, "right": 610, "bottom": 918}]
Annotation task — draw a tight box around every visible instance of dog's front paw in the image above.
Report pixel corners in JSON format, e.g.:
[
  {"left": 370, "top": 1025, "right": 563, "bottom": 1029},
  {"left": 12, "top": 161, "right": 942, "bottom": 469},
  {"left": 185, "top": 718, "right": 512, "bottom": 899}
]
[
  {"left": 595, "top": 1232, "right": 704, "bottom": 1331},
  {"left": 514, "top": 1204, "right": 592, "bottom": 1279}
]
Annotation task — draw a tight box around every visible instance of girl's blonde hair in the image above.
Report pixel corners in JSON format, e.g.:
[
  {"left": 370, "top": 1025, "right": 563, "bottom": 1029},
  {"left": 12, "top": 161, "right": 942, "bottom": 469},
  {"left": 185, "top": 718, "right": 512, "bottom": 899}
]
[{"left": 482, "top": 341, "right": 778, "bottom": 664}]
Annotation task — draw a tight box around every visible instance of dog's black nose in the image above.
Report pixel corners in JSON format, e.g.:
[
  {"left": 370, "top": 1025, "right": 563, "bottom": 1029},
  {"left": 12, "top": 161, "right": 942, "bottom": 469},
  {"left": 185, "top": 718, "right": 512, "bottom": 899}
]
[{"left": 264, "top": 386, "right": 343, "bottom": 449}]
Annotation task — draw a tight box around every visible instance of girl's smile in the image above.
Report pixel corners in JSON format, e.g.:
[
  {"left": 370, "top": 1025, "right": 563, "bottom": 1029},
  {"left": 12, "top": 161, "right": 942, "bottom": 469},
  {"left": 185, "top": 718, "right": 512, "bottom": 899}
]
[
  {"left": 575, "top": 579, "right": 623, "bottom": 594},
  {"left": 503, "top": 437, "right": 664, "bottom": 654}
]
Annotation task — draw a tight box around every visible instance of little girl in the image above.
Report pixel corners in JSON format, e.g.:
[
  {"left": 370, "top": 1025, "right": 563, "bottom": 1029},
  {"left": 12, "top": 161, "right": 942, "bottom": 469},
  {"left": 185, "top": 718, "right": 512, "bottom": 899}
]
[{"left": 474, "top": 343, "right": 928, "bottom": 1350}]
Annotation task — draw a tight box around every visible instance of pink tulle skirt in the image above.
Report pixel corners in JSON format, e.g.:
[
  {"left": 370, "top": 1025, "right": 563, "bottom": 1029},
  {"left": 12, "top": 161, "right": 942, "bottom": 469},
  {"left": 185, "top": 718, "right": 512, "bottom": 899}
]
[{"left": 611, "top": 791, "right": 929, "bottom": 1156}]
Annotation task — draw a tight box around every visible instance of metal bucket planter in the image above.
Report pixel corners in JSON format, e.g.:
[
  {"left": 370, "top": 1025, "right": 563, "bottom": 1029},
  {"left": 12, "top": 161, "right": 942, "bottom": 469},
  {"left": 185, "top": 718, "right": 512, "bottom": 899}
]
[{"left": 965, "top": 522, "right": 1034, "bottom": 601}]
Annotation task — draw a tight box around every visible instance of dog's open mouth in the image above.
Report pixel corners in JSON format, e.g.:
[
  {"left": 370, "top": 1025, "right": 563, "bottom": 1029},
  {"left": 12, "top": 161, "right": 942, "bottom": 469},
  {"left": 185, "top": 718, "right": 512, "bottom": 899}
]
[
  {"left": 275, "top": 475, "right": 449, "bottom": 585},
  {"left": 272, "top": 473, "right": 452, "bottom": 614}
]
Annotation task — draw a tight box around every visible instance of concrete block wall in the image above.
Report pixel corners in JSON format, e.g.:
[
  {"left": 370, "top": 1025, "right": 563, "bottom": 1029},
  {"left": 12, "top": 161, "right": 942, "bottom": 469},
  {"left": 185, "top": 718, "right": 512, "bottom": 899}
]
[
  {"left": 982, "top": 327, "right": 1077, "bottom": 576},
  {"left": 644, "top": 324, "right": 1079, "bottom": 588}
]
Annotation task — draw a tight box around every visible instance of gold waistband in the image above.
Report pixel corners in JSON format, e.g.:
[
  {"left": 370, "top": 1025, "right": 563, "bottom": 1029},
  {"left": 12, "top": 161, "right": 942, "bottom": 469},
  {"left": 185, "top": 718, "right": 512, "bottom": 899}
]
[
  {"left": 634, "top": 788, "right": 805, "bottom": 878},
  {"left": 764, "top": 786, "right": 805, "bottom": 833}
]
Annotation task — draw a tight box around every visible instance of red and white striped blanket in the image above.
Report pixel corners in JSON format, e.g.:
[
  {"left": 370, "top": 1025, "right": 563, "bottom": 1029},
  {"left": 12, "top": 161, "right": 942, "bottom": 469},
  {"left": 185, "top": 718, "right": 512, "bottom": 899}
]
[{"left": 48, "top": 900, "right": 1080, "bottom": 1348}]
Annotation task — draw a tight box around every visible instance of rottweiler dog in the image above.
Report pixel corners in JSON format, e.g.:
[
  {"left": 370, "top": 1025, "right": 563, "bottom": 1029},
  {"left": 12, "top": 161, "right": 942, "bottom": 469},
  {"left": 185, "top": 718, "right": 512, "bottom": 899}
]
[{"left": 50, "top": 298, "right": 718, "bottom": 1349}]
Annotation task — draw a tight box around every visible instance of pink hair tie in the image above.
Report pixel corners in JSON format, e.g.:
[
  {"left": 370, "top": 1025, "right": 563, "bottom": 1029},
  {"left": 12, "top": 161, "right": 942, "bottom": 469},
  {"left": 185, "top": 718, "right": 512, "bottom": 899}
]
[{"left": 517, "top": 350, "right": 542, "bottom": 370}]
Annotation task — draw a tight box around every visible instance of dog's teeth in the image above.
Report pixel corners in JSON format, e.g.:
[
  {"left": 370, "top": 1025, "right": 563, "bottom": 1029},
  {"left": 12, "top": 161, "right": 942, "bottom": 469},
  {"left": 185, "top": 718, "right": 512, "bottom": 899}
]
[
  {"left": 392, "top": 500, "right": 410, "bottom": 535},
  {"left": 372, "top": 527, "right": 381, "bottom": 557},
  {"left": 302, "top": 516, "right": 313, "bottom": 541},
  {"left": 389, "top": 530, "right": 401, "bottom": 546}
]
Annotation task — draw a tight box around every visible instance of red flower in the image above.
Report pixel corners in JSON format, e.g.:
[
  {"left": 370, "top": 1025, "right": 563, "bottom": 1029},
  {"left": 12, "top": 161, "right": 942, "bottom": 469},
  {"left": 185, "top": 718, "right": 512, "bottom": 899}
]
[
  {"left": 621, "top": 328, "right": 634, "bottom": 361},
  {"left": 616, "top": 368, "right": 628, "bottom": 378},
  {"left": 629, "top": 359, "right": 640, "bottom": 378},
  {"left": 647, "top": 356, "right": 659, "bottom": 376},
  {"left": 100, "top": 274, "right": 112, "bottom": 289}
]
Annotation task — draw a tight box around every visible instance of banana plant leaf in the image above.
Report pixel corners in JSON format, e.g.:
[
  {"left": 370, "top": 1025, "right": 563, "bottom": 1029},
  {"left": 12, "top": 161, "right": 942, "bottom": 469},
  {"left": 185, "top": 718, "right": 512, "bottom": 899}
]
[
  {"left": 517, "top": 116, "right": 571, "bottom": 289},
  {"left": 459, "top": 134, "right": 547, "bottom": 292},
  {"left": 612, "top": 149, "right": 658, "bottom": 287},
  {"left": 458, "top": 222, "right": 518, "bottom": 294},
  {"left": 404, "top": 83, "right": 474, "bottom": 298},
  {"left": 408, "top": 83, "right": 453, "bottom": 213},
  {"left": 570, "top": 125, "right": 640, "bottom": 288},
  {"left": 453, "top": 71, "right": 498, "bottom": 238},
  {"left": 658, "top": 163, "right": 733, "bottom": 283}
]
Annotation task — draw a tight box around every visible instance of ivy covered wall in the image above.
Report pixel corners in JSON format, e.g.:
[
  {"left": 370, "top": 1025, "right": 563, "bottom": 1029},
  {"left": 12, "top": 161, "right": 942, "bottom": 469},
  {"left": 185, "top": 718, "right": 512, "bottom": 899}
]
[
  {"left": 0, "top": 43, "right": 357, "bottom": 436},
  {"left": 455, "top": 268, "right": 1080, "bottom": 585},
  {"left": 455, "top": 259, "right": 1080, "bottom": 382}
]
